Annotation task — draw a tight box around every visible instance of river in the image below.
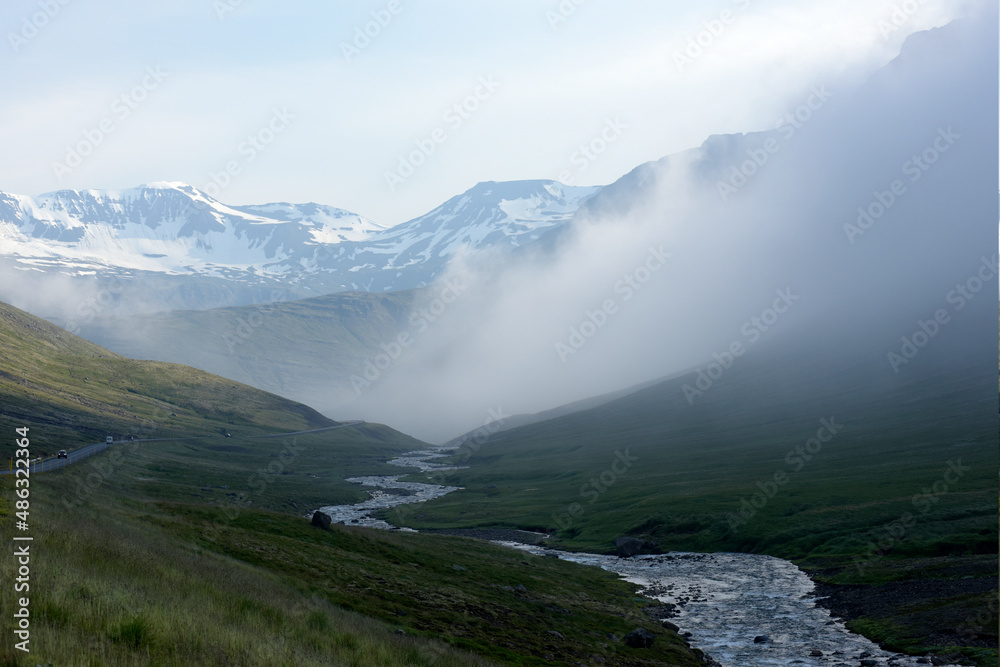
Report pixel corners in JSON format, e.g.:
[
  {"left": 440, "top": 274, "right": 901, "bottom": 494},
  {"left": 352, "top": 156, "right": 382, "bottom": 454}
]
[
  {"left": 313, "top": 448, "right": 464, "bottom": 529},
  {"left": 313, "top": 449, "right": 959, "bottom": 667}
]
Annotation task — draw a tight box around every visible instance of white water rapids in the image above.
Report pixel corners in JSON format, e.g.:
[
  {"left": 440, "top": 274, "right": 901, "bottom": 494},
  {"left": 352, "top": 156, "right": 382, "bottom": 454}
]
[
  {"left": 313, "top": 449, "right": 463, "bottom": 529},
  {"left": 312, "top": 449, "right": 959, "bottom": 667}
]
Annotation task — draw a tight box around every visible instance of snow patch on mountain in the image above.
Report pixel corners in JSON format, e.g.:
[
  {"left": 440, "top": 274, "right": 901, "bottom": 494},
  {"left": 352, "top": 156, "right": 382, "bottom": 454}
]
[{"left": 0, "top": 179, "right": 602, "bottom": 296}]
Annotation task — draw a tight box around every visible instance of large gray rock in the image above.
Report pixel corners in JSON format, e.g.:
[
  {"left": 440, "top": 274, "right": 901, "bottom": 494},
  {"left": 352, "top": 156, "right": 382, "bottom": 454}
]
[
  {"left": 615, "top": 536, "right": 645, "bottom": 557},
  {"left": 311, "top": 510, "right": 331, "bottom": 529},
  {"left": 624, "top": 628, "right": 655, "bottom": 648}
]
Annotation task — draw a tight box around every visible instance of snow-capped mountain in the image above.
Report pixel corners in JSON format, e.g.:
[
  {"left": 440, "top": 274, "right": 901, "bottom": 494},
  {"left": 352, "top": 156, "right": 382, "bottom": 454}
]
[
  {"left": 0, "top": 182, "right": 383, "bottom": 277},
  {"left": 335, "top": 180, "right": 601, "bottom": 291},
  {"left": 0, "top": 179, "right": 601, "bottom": 301}
]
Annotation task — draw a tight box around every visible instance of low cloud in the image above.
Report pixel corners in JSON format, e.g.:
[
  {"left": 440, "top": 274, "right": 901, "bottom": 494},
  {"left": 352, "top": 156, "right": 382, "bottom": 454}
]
[{"left": 343, "top": 10, "right": 996, "bottom": 442}]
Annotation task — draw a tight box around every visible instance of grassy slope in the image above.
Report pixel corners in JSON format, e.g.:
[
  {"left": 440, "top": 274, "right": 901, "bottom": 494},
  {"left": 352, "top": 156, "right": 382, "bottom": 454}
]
[
  {"left": 0, "top": 301, "right": 704, "bottom": 666},
  {"left": 389, "top": 338, "right": 998, "bottom": 664},
  {"left": 75, "top": 290, "right": 416, "bottom": 412},
  {"left": 0, "top": 300, "right": 337, "bottom": 456},
  {"left": 0, "top": 467, "right": 703, "bottom": 666}
]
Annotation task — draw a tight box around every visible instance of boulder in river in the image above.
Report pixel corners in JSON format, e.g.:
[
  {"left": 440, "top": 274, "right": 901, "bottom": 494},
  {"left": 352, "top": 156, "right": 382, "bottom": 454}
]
[
  {"left": 615, "top": 537, "right": 645, "bottom": 557},
  {"left": 624, "top": 628, "right": 655, "bottom": 648},
  {"left": 310, "top": 510, "right": 331, "bottom": 529}
]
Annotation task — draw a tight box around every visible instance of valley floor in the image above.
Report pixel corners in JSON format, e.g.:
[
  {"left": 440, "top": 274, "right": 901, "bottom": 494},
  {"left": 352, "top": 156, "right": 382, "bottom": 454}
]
[{"left": 0, "top": 432, "right": 708, "bottom": 667}]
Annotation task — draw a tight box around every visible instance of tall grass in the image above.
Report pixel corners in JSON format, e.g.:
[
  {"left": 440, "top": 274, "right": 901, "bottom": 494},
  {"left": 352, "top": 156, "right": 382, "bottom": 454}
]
[{"left": 0, "top": 476, "right": 494, "bottom": 666}]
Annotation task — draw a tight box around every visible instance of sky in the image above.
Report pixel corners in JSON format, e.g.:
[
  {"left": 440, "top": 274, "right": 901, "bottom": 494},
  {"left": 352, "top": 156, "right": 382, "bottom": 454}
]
[{"left": 0, "top": 0, "right": 969, "bottom": 226}]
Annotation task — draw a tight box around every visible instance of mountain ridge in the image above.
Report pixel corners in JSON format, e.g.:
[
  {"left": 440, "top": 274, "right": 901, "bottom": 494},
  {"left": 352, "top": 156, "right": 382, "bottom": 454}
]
[{"left": 0, "top": 178, "right": 601, "bottom": 302}]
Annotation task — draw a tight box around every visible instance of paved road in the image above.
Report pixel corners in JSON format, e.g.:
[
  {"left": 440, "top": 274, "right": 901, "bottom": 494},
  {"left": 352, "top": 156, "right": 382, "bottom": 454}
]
[{"left": 2, "top": 421, "right": 365, "bottom": 475}]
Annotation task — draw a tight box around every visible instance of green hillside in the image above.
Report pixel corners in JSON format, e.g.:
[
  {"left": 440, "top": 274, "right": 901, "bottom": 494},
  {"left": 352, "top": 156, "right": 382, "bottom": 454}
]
[
  {"left": 0, "top": 469, "right": 706, "bottom": 666},
  {"left": 391, "top": 336, "right": 998, "bottom": 664},
  {"left": 75, "top": 290, "right": 416, "bottom": 413},
  {"left": 0, "top": 301, "right": 705, "bottom": 666},
  {"left": 0, "top": 300, "right": 338, "bottom": 456}
]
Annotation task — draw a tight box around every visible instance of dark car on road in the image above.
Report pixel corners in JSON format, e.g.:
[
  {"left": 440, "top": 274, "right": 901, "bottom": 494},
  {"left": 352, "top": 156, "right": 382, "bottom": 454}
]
[{"left": 57, "top": 450, "right": 67, "bottom": 459}]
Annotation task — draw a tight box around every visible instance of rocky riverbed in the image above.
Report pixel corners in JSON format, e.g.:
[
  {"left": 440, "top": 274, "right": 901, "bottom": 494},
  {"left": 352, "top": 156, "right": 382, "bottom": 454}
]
[
  {"left": 495, "top": 544, "right": 964, "bottom": 667},
  {"left": 312, "top": 449, "right": 964, "bottom": 667},
  {"left": 313, "top": 448, "right": 464, "bottom": 529}
]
